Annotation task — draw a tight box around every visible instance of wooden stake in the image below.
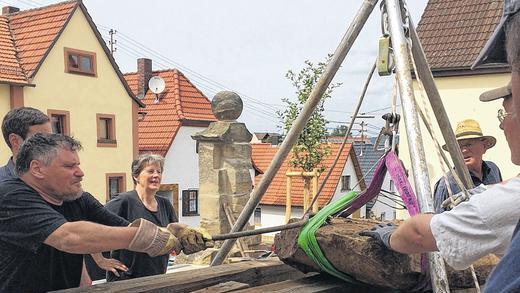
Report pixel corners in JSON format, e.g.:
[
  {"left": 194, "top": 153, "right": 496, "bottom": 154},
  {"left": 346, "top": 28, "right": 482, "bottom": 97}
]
[
  {"left": 285, "top": 175, "right": 292, "bottom": 223},
  {"left": 312, "top": 169, "right": 319, "bottom": 213},
  {"left": 303, "top": 178, "right": 309, "bottom": 212}
]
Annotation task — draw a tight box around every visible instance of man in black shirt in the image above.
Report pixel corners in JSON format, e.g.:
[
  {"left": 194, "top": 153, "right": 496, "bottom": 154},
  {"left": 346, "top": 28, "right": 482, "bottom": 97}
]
[
  {"left": 0, "top": 134, "right": 186, "bottom": 292},
  {"left": 0, "top": 107, "right": 124, "bottom": 284}
]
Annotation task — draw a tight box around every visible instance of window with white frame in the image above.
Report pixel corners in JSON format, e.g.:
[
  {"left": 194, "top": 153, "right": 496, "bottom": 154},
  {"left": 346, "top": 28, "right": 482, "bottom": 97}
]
[{"left": 182, "top": 189, "right": 199, "bottom": 216}]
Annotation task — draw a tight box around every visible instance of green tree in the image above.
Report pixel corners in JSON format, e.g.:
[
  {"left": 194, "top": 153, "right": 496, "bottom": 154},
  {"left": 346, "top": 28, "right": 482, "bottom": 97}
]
[
  {"left": 277, "top": 55, "right": 341, "bottom": 173},
  {"left": 329, "top": 125, "right": 348, "bottom": 137}
]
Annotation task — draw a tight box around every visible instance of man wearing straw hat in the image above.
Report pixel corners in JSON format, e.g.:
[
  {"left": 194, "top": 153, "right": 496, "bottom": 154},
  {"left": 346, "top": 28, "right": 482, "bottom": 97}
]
[{"left": 433, "top": 119, "right": 502, "bottom": 213}]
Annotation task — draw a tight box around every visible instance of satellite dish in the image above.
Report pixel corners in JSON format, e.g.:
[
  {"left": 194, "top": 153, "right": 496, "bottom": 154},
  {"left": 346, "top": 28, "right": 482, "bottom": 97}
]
[{"left": 148, "top": 76, "right": 165, "bottom": 94}]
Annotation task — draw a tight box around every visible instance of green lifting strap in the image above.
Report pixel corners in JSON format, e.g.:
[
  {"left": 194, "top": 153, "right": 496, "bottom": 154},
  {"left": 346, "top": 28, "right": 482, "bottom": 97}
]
[{"left": 297, "top": 190, "right": 360, "bottom": 283}]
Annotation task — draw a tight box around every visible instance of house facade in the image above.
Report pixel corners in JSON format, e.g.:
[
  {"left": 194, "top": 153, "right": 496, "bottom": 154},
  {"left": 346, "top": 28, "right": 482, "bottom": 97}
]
[
  {"left": 0, "top": 1, "right": 143, "bottom": 201},
  {"left": 251, "top": 142, "right": 366, "bottom": 237},
  {"left": 123, "top": 59, "right": 216, "bottom": 226}
]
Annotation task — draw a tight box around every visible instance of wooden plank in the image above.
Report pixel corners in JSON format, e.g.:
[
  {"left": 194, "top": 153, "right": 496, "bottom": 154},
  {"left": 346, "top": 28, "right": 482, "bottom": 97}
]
[
  {"left": 234, "top": 274, "right": 385, "bottom": 293},
  {"left": 52, "top": 260, "right": 307, "bottom": 293},
  {"left": 191, "top": 281, "right": 250, "bottom": 292}
]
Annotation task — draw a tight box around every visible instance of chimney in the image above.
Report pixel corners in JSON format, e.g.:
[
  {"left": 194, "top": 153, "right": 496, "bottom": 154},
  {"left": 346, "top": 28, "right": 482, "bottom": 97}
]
[
  {"left": 271, "top": 134, "right": 280, "bottom": 145},
  {"left": 2, "top": 6, "right": 19, "bottom": 15},
  {"left": 137, "top": 58, "right": 152, "bottom": 99}
]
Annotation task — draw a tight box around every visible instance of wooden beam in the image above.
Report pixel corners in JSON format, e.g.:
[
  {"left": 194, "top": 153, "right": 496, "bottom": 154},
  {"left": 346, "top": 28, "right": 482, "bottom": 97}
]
[
  {"left": 191, "top": 281, "right": 250, "bottom": 292},
  {"left": 52, "top": 260, "right": 307, "bottom": 293},
  {"left": 286, "top": 171, "right": 316, "bottom": 177},
  {"left": 234, "top": 274, "right": 383, "bottom": 293},
  {"left": 312, "top": 170, "right": 318, "bottom": 213},
  {"left": 285, "top": 176, "right": 292, "bottom": 224}
]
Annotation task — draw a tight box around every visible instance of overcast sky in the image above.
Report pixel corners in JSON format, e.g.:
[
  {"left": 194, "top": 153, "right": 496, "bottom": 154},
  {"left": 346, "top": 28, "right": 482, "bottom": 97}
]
[{"left": 10, "top": 0, "right": 428, "bottom": 136}]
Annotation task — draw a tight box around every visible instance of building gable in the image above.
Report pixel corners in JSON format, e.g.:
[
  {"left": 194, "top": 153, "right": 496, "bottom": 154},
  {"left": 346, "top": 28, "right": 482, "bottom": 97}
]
[
  {"left": 252, "top": 142, "right": 363, "bottom": 207},
  {"left": 2, "top": 0, "right": 142, "bottom": 106}
]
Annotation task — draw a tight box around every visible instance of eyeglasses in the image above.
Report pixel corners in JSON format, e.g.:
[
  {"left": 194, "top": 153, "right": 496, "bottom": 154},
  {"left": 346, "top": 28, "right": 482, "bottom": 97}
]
[
  {"left": 498, "top": 108, "right": 515, "bottom": 123},
  {"left": 458, "top": 139, "right": 483, "bottom": 150}
]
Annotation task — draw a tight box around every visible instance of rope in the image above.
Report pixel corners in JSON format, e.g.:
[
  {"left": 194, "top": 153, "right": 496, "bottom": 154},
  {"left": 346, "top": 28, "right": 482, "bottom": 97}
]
[
  {"left": 297, "top": 190, "right": 360, "bottom": 282},
  {"left": 408, "top": 43, "right": 481, "bottom": 293}
]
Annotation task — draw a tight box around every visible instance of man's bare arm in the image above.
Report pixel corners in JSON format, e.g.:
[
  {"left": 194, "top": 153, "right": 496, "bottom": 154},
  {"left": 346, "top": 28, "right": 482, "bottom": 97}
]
[
  {"left": 389, "top": 214, "right": 438, "bottom": 253},
  {"left": 44, "top": 221, "right": 136, "bottom": 254}
]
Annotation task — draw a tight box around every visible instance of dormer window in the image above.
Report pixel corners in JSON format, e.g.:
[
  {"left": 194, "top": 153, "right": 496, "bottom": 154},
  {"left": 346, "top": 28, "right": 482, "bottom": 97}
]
[{"left": 64, "top": 47, "right": 97, "bottom": 76}]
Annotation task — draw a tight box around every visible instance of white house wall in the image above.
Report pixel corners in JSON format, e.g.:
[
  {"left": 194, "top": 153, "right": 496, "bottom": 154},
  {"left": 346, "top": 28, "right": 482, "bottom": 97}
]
[
  {"left": 330, "top": 157, "right": 365, "bottom": 218},
  {"left": 258, "top": 205, "right": 304, "bottom": 236},
  {"left": 370, "top": 174, "right": 401, "bottom": 220},
  {"left": 163, "top": 125, "right": 202, "bottom": 226}
]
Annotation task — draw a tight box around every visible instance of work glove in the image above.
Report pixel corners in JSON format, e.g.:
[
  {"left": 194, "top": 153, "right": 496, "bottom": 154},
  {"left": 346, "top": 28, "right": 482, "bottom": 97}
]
[
  {"left": 359, "top": 222, "right": 397, "bottom": 249},
  {"left": 128, "top": 218, "right": 182, "bottom": 257},
  {"left": 167, "top": 224, "right": 212, "bottom": 255}
]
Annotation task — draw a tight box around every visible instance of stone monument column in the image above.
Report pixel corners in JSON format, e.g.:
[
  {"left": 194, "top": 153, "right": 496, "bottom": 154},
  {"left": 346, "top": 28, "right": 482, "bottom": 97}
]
[{"left": 192, "top": 91, "right": 255, "bottom": 237}]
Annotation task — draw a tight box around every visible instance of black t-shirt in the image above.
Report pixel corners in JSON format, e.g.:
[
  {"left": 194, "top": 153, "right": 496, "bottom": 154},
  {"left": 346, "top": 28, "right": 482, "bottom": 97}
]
[
  {"left": 0, "top": 178, "right": 128, "bottom": 293},
  {"left": 105, "top": 190, "right": 178, "bottom": 281}
]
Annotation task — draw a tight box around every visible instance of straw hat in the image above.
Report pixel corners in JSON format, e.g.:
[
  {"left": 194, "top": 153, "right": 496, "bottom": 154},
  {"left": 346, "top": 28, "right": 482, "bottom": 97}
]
[{"left": 442, "top": 119, "right": 496, "bottom": 151}]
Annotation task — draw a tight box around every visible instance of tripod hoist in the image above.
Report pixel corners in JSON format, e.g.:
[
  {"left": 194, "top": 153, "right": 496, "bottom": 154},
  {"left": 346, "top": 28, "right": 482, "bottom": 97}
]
[{"left": 207, "top": 1, "right": 482, "bottom": 292}]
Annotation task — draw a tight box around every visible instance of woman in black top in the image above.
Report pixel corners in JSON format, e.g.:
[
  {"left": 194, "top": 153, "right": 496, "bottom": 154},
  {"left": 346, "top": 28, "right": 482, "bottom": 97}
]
[{"left": 104, "top": 154, "right": 180, "bottom": 281}]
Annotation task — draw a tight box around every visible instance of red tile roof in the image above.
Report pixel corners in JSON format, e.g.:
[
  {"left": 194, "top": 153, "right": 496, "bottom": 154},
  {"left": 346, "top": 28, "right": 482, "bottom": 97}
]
[
  {"left": 7, "top": 1, "right": 77, "bottom": 78},
  {"left": 124, "top": 69, "right": 216, "bottom": 156},
  {"left": 1, "top": 1, "right": 142, "bottom": 106},
  {"left": 252, "top": 143, "right": 365, "bottom": 207},
  {"left": 416, "top": 0, "right": 505, "bottom": 72},
  {"left": 0, "top": 16, "right": 28, "bottom": 85}
]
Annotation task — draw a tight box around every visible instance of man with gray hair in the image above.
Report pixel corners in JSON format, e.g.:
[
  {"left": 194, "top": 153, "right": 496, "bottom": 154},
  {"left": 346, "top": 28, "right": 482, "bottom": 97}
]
[{"left": 0, "top": 133, "right": 199, "bottom": 292}]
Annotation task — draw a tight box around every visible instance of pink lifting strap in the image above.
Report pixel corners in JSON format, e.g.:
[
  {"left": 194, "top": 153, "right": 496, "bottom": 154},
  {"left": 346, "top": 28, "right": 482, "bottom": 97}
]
[
  {"left": 385, "top": 151, "right": 421, "bottom": 216},
  {"left": 338, "top": 150, "right": 420, "bottom": 218}
]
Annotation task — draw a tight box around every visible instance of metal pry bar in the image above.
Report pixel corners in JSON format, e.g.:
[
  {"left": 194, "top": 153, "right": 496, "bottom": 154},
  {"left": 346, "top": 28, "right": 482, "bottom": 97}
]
[{"left": 210, "top": 220, "right": 306, "bottom": 241}]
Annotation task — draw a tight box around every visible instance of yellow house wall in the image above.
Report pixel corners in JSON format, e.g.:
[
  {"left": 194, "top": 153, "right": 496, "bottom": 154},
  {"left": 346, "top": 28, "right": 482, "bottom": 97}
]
[
  {"left": 21, "top": 9, "right": 135, "bottom": 202},
  {"left": 397, "top": 73, "right": 514, "bottom": 219},
  {"left": 0, "top": 85, "right": 11, "bottom": 163}
]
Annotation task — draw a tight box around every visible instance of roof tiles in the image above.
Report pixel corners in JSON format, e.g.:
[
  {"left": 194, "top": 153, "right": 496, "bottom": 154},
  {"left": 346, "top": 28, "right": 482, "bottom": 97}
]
[
  {"left": 0, "top": 16, "right": 28, "bottom": 84},
  {"left": 252, "top": 143, "right": 365, "bottom": 207},
  {"left": 124, "top": 69, "right": 216, "bottom": 156},
  {"left": 7, "top": 1, "right": 77, "bottom": 78},
  {"left": 416, "top": 0, "right": 503, "bottom": 70}
]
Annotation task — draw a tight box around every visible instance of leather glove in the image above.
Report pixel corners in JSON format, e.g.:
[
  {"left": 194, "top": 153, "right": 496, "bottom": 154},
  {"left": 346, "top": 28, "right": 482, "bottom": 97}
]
[
  {"left": 359, "top": 222, "right": 397, "bottom": 249},
  {"left": 167, "top": 224, "right": 212, "bottom": 255},
  {"left": 128, "top": 219, "right": 182, "bottom": 257}
]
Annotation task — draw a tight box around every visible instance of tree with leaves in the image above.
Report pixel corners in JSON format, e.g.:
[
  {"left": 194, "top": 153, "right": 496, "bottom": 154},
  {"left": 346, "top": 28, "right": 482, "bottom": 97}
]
[
  {"left": 329, "top": 125, "right": 348, "bottom": 137},
  {"left": 277, "top": 55, "right": 341, "bottom": 174}
]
